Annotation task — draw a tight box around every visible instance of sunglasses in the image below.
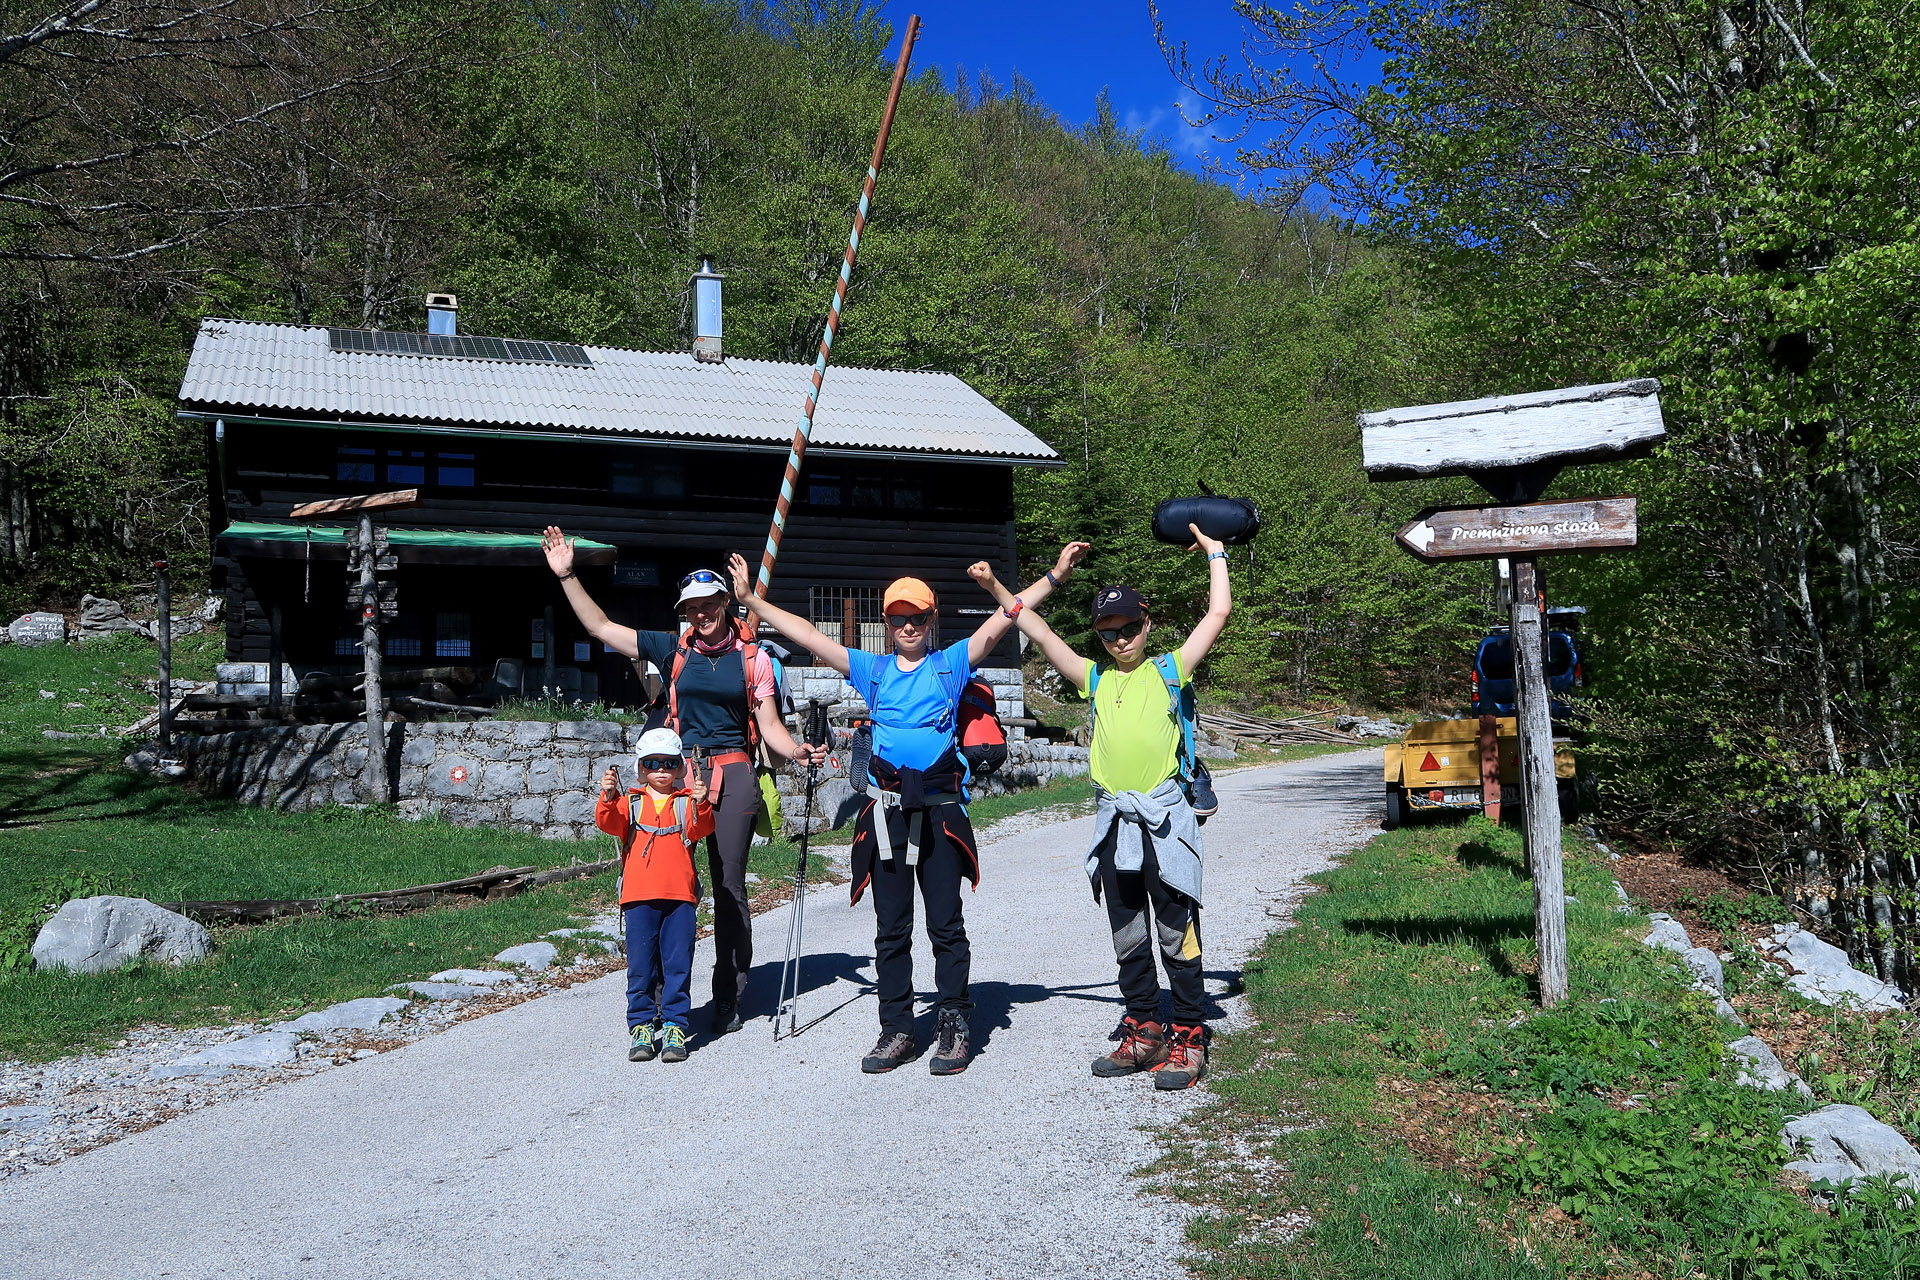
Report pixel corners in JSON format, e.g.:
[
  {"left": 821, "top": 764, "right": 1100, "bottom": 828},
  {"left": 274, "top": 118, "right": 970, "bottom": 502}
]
[
  {"left": 1094, "top": 619, "right": 1147, "bottom": 644},
  {"left": 885, "top": 611, "right": 932, "bottom": 629},
  {"left": 639, "top": 756, "right": 683, "bottom": 771},
  {"left": 678, "top": 570, "right": 725, "bottom": 589}
]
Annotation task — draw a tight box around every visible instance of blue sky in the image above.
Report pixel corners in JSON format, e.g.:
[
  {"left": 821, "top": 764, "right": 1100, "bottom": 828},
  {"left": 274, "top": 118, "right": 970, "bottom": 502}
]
[{"left": 879, "top": 1, "right": 1265, "bottom": 176}]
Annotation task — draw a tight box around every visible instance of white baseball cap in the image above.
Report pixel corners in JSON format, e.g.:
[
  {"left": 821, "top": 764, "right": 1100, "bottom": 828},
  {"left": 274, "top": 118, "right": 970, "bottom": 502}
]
[
  {"left": 674, "top": 568, "right": 729, "bottom": 609},
  {"left": 635, "top": 727, "right": 685, "bottom": 763}
]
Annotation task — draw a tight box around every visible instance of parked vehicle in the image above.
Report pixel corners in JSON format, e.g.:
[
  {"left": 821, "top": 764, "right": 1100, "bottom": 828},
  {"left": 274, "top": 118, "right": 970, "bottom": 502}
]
[
  {"left": 1386, "top": 606, "right": 1593, "bottom": 829},
  {"left": 1468, "top": 622, "right": 1584, "bottom": 720},
  {"left": 1382, "top": 716, "right": 1578, "bottom": 829}
]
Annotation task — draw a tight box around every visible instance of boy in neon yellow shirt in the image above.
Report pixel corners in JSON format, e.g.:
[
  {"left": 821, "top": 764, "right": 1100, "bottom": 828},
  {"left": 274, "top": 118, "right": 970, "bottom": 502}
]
[{"left": 969, "top": 524, "right": 1231, "bottom": 1089}]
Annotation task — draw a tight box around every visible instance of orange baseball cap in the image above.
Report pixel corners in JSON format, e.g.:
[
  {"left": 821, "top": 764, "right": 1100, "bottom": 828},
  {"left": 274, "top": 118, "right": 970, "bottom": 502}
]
[{"left": 883, "top": 576, "right": 936, "bottom": 613}]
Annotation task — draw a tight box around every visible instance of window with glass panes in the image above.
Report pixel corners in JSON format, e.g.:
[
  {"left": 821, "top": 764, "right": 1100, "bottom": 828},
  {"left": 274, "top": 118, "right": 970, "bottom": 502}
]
[{"left": 809, "top": 586, "right": 887, "bottom": 653}]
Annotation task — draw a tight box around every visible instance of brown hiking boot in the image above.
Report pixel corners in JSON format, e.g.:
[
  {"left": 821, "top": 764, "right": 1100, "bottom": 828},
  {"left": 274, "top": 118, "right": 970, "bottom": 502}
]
[
  {"left": 861, "top": 1029, "right": 916, "bottom": 1074},
  {"left": 1092, "top": 1016, "right": 1168, "bottom": 1077},
  {"left": 928, "top": 1008, "right": 972, "bottom": 1075},
  {"left": 1154, "top": 1023, "right": 1207, "bottom": 1090}
]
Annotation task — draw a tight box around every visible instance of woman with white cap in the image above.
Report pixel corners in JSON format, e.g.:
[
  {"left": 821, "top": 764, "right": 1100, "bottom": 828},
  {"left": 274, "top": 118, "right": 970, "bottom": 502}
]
[
  {"left": 728, "top": 541, "right": 1086, "bottom": 1076},
  {"left": 543, "top": 527, "right": 821, "bottom": 1035}
]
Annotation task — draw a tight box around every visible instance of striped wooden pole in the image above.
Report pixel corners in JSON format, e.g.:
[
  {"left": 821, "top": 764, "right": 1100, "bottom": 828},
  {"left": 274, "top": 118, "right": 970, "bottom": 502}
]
[{"left": 753, "top": 14, "right": 921, "bottom": 602}]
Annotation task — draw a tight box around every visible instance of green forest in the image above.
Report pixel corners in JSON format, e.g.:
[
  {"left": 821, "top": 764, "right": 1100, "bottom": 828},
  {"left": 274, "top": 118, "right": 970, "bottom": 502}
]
[{"left": 1, "top": 0, "right": 1913, "bottom": 991}]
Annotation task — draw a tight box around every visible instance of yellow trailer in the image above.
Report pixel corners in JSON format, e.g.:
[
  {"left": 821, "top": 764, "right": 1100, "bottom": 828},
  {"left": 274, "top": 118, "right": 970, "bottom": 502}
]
[{"left": 1382, "top": 716, "right": 1577, "bottom": 829}]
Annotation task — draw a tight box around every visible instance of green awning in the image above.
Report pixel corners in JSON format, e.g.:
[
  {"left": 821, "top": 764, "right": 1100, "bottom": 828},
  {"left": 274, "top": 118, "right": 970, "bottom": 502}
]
[{"left": 217, "top": 521, "right": 616, "bottom": 567}]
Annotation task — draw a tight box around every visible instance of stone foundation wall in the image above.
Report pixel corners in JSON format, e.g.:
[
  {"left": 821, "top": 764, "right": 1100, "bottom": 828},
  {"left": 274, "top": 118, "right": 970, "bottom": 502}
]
[{"left": 171, "top": 713, "right": 1085, "bottom": 842}]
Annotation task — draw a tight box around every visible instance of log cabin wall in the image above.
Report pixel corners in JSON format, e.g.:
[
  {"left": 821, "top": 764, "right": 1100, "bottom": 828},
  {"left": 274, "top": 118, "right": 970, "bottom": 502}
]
[{"left": 212, "top": 422, "right": 1025, "bottom": 691}]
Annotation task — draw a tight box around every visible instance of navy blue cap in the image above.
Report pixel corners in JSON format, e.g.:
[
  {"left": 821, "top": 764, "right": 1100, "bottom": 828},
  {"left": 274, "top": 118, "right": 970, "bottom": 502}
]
[{"left": 1090, "top": 585, "right": 1147, "bottom": 624}]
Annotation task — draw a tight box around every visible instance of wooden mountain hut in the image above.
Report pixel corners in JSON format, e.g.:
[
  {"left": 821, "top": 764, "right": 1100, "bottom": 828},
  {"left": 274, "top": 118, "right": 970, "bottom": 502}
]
[{"left": 176, "top": 309, "right": 1060, "bottom": 706}]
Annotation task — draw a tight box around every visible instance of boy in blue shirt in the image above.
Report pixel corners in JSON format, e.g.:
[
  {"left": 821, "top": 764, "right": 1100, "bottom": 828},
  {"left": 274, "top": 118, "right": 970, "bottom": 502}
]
[{"left": 728, "top": 544, "right": 1085, "bottom": 1075}]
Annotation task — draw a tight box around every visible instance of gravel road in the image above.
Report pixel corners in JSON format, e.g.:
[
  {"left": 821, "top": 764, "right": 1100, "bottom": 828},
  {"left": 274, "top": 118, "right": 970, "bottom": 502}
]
[{"left": 0, "top": 749, "right": 1381, "bottom": 1279}]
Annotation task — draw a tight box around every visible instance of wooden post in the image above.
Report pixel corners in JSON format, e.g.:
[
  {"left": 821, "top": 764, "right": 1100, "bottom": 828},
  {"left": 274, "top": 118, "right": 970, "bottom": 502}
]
[
  {"left": 842, "top": 595, "right": 856, "bottom": 651},
  {"left": 154, "top": 560, "right": 173, "bottom": 753},
  {"left": 358, "top": 514, "right": 390, "bottom": 803},
  {"left": 1479, "top": 714, "right": 1502, "bottom": 824},
  {"left": 268, "top": 604, "right": 284, "bottom": 718},
  {"left": 542, "top": 602, "right": 556, "bottom": 694},
  {"left": 1511, "top": 558, "right": 1567, "bottom": 1006}
]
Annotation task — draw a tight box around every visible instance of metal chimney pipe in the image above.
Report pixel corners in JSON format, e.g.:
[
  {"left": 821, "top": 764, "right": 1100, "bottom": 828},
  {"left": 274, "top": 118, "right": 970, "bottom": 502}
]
[
  {"left": 426, "top": 293, "right": 458, "bottom": 336},
  {"left": 691, "top": 257, "right": 723, "bottom": 363}
]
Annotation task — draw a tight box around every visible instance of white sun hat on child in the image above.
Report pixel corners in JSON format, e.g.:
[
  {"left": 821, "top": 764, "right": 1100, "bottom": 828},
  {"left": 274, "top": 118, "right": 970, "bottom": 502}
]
[{"left": 634, "top": 727, "right": 684, "bottom": 763}]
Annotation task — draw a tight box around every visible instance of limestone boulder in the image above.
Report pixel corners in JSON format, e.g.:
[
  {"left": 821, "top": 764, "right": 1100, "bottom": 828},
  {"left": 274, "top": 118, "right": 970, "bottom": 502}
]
[
  {"left": 1641, "top": 913, "right": 1692, "bottom": 954},
  {"left": 1728, "top": 1035, "right": 1810, "bottom": 1095},
  {"left": 31, "top": 896, "right": 211, "bottom": 974},
  {"left": 147, "top": 1031, "right": 300, "bottom": 1080},
  {"left": 1781, "top": 1103, "right": 1920, "bottom": 1192},
  {"left": 79, "top": 595, "right": 140, "bottom": 637},
  {"left": 493, "top": 941, "right": 558, "bottom": 971},
  {"left": 274, "top": 996, "right": 411, "bottom": 1035},
  {"left": 1761, "top": 926, "right": 1906, "bottom": 1012}
]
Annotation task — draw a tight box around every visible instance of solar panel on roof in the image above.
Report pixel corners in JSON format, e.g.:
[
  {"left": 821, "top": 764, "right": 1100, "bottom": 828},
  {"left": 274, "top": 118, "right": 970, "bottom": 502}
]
[{"left": 326, "top": 327, "right": 592, "bottom": 367}]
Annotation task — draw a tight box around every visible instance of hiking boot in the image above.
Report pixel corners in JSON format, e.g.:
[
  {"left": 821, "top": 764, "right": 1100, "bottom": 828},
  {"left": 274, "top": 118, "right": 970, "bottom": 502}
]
[
  {"left": 628, "top": 1024, "right": 659, "bottom": 1062},
  {"left": 712, "top": 1001, "right": 742, "bottom": 1035},
  {"left": 928, "top": 1009, "right": 972, "bottom": 1076},
  {"left": 660, "top": 1024, "right": 689, "bottom": 1063},
  {"left": 860, "top": 1029, "right": 915, "bottom": 1074},
  {"left": 1092, "top": 1016, "right": 1168, "bottom": 1077},
  {"left": 1154, "top": 1023, "right": 1207, "bottom": 1090}
]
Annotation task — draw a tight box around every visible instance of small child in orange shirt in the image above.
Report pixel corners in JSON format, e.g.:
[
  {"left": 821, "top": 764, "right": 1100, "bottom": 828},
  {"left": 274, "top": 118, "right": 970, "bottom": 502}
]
[{"left": 595, "top": 727, "right": 713, "bottom": 1063}]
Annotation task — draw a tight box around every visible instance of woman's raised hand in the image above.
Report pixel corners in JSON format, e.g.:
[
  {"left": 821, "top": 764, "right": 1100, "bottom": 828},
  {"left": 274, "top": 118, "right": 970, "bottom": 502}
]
[
  {"left": 1055, "top": 541, "right": 1090, "bottom": 576},
  {"left": 542, "top": 526, "right": 575, "bottom": 578},
  {"left": 726, "top": 552, "right": 754, "bottom": 600}
]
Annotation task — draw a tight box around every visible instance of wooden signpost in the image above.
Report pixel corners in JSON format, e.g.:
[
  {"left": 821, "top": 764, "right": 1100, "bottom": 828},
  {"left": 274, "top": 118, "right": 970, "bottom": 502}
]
[
  {"left": 1362, "top": 378, "right": 1665, "bottom": 1007},
  {"left": 292, "top": 488, "right": 422, "bottom": 802}
]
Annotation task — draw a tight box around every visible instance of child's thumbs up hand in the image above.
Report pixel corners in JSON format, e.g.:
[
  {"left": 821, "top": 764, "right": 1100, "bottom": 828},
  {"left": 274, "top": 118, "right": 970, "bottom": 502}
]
[
  {"left": 600, "top": 766, "right": 620, "bottom": 796},
  {"left": 689, "top": 772, "right": 709, "bottom": 802}
]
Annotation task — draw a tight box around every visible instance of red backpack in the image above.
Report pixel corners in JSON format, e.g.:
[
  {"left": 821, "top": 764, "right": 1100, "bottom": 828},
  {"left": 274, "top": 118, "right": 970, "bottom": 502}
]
[{"left": 957, "top": 677, "right": 1008, "bottom": 775}]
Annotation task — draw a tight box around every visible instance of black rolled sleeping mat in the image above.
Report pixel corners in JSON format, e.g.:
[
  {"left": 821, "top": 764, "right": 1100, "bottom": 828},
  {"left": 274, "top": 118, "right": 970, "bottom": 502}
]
[{"left": 1151, "top": 495, "right": 1262, "bottom": 545}]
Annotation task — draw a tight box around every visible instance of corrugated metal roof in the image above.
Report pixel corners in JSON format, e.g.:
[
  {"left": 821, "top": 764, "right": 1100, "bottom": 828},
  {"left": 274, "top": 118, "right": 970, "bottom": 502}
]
[{"left": 178, "top": 319, "right": 1059, "bottom": 462}]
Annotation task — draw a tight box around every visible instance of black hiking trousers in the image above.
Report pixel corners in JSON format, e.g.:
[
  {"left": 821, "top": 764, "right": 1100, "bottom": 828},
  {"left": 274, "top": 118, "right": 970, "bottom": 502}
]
[
  {"left": 1093, "top": 829, "right": 1206, "bottom": 1026},
  {"left": 699, "top": 758, "right": 758, "bottom": 1011},
  {"left": 865, "top": 808, "right": 973, "bottom": 1034}
]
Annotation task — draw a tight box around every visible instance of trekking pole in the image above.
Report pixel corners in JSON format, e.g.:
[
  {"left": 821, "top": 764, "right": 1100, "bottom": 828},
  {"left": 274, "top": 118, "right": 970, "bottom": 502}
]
[
  {"left": 748, "top": 16, "right": 921, "bottom": 618},
  {"left": 774, "top": 701, "right": 831, "bottom": 1039}
]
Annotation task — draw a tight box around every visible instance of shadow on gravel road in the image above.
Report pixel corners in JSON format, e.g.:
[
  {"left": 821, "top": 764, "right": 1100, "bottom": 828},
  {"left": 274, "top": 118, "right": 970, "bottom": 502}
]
[
  {"left": 1234, "top": 767, "right": 1382, "bottom": 813},
  {"left": 969, "top": 979, "right": 1121, "bottom": 1056}
]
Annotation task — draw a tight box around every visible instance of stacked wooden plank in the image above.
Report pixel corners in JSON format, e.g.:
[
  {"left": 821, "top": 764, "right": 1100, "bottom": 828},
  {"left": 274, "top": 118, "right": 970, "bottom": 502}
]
[{"left": 1198, "top": 710, "right": 1361, "bottom": 747}]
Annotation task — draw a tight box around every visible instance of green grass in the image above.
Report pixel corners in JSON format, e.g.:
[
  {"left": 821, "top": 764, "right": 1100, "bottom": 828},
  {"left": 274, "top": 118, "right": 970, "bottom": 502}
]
[
  {"left": 1157, "top": 818, "right": 1920, "bottom": 1279},
  {"left": 0, "top": 630, "right": 222, "bottom": 744}
]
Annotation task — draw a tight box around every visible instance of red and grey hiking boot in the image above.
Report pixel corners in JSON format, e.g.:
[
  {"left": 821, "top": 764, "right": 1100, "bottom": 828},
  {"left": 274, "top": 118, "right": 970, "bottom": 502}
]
[
  {"left": 861, "top": 1029, "right": 916, "bottom": 1074},
  {"left": 1092, "top": 1016, "right": 1168, "bottom": 1078},
  {"left": 928, "top": 1008, "right": 972, "bottom": 1075},
  {"left": 1154, "top": 1023, "right": 1207, "bottom": 1090}
]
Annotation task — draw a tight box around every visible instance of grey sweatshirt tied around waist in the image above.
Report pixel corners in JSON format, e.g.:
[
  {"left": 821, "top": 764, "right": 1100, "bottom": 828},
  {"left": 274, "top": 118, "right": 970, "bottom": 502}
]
[{"left": 1086, "top": 778, "right": 1202, "bottom": 907}]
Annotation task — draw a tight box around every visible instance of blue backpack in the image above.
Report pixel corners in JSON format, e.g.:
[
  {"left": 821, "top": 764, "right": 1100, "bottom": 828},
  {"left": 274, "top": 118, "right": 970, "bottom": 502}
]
[{"left": 1087, "top": 654, "right": 1216, "bottom": 822}]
